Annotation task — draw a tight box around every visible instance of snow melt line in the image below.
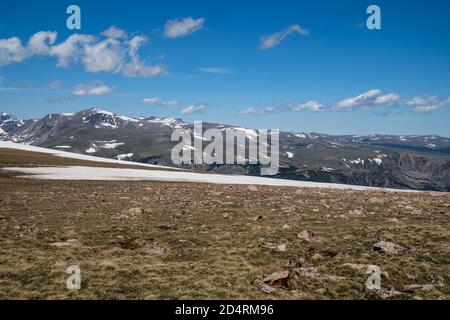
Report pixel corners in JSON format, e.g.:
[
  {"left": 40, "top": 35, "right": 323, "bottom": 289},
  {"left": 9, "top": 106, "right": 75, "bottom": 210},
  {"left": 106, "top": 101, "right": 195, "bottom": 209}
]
[
  {"left": 1, "top": 165, "right": 416, "bottom": 192},
  {"left": 0, "top": 141, "right": 181, "bottom": 170}
]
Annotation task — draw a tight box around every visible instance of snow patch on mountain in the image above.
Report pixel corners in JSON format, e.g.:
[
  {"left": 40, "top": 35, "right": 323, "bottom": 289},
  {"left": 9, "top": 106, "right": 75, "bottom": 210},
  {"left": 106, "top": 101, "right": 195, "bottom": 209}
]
[{"left": 0, "top": 141, "right": 179, "bottom": 170}]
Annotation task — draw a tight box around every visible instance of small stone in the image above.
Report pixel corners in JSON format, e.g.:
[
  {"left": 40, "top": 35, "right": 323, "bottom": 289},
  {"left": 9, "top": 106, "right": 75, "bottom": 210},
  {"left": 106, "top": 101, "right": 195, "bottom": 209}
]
[
  {"left": 253, "top": 215, "right": 263, "bottom": 221},
  {"left": 127, "top": 207, "right": 144, "bottom": 215},
  {"left": 373, "top": 240, "right": 405, "bottom": 254},
  {"left": 311, "top": 253, "right": 323, "bottom": 261},
  {"left": 276, "top": 244, "right": 287, "bottom": 252},
  {"left": 376, "top": 288, "right": 401, "bottom": 299},
  {"left": 255, "top": 280, "right": 275, "bottom": 294},
  {"left": 262, "top": 271, "right": 290, "bottom": 289},
  {"left": 297, "top": 230, "right": 314, "bottom": 242},
  {"left": 404, "top": 284, "right": 434, "bottom": 292},
  {"left": 282, "top": 224, "right": 291, "bottom": 230},
  {"left": 223, "top": 213, "right": 230, "bottom": 218},
  {"left": 158, "top": 224, "right": 175, "bottom": 230},
  {"left": 50, "top": 239, "right": 80, "bottom": 247}
]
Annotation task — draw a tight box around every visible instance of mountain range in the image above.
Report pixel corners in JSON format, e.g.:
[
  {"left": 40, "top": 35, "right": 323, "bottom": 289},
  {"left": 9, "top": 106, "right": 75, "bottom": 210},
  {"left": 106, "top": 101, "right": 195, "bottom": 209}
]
[{"left": 1, "top": 108, "right": 449, "bottom": 191}]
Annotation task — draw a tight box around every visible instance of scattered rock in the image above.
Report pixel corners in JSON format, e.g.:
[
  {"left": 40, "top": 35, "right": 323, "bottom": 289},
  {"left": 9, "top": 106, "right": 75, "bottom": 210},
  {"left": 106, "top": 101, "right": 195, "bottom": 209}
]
[
  {"left": 263, "top": 243, "right": 287, "bottom": 252},
  {"left": 255, "top": 280, "right": 275, "bottom": 294},
  {"left": 253, "top": 215, "right": 263, "bottom": 221},
  {"left": 295, "top": 267, "right": 320, "bottom": 279},
  {"left": 373, "top": 240, "right": 405, "bottom": 254},
  {"left": 404, "top": 284, "right": 434, "bottom": 292},
  {"left": 247, "top": 185, "right": 259, "bottom": 192},
  {"left": 148, "top": 243, "right": 166, "bottom": 255},
  {"left": 376, "top": 288, "right": 402, "bottom": 299},
  {"left": 297, "top": 230, "right": 314, "bottom": 242},
  {"left": 115, "top": 207, "right": 144, "bottom": 219},
  {"left": 262, "top": 271, "right": 290, "bottom": 289},
  {"left": 158, "top": 224, "right": 175, "bottom": 230},
  {"left": 50, "top": 239, "right": 80, "bottom": 247},
  {"left": 431, "top": 273, "right": 445, "bottom": 288},
  {"left": 223, "top": 213, "right": 230, "bottom": 218},
  {"left": 346, "top": 209, "right": 364, "bottom": 216},
  {"left": 282, "top": 224, "right": 291, "bottom": 230},
  {"left": 311, "top": 253, "right": 323, "bottom": 261}
]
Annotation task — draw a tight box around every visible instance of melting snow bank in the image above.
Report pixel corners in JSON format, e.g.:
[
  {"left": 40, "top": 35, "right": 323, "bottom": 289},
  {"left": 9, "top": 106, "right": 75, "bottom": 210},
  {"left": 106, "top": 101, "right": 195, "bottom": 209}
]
[
  {"left": 2, "top": 165, "right": 415, "bottom": 192},
  {"left": 0, "top": 141, "right": 181, "bottom": 170}
]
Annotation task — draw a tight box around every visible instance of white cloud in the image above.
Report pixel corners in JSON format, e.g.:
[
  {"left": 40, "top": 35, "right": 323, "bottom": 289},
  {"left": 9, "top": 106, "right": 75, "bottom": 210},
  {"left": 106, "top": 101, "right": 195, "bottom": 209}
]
[
  {"left": 141, "top": 97, "right": 179, "bottom": 106},
  {"left": 0, "top": 37, "right": 29, "bottom": 66},
  {"left": 333, "top": 89, "right": 400, "bottom": 111},
  {"left": 73, "top": 81, "right": 114, "bottom": 96},
  {"left": 82, "top": 38, "right": 124, "bottom": 73},
  {"left": 291, "top": 100, "right": 324, "bottom": 112},
  {"left": 50, "top": 34, "right": 96, "bottom": 68},
  {"left": 237, "top": 106, "right": 277, "bottom": 116},
  {"left": 0, "top": 30, "right": 166, "bottom": 78},
  {"left": 199, "top": 67, "right": 233, "bottom": 74},
  {"left": 121, "top": 36, "right": 166, "bottom": 77},
  {"left": 27, "top": 31, "right": 57, "bottom": 55},
  {"left": 406, "top": 95, "right": 450, "bottom": 113},
  {"left": 259, "top": 24, "right": 309, "bottom": 49},
  {"left": 164, "top": 17, "right": 205, "bottom": 38},
  {"left": 101, "top": 26, "right": 127, "bottom": 39},
  {"left": 181, "top": 104, "right": 206, "bottom": 114}
]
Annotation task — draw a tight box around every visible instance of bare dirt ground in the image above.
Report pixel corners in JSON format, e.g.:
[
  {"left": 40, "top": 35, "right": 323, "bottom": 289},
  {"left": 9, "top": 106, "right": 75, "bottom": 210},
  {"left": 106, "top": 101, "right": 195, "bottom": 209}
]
[{"left": 0, "top": 150, "right": 449, "bottom": 299}]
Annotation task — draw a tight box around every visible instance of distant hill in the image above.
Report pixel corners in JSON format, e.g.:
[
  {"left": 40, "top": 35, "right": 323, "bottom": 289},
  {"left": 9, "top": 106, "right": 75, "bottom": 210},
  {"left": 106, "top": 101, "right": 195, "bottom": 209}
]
[{"left": 1, "top": 108, "right": 449, "bottom": 191}]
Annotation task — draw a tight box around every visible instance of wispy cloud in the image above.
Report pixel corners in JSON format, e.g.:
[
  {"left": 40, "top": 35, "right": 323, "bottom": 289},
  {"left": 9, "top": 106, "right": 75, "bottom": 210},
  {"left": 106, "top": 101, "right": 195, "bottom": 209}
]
[
  {"left": 239, "top": 90, "right": 449, "bottom": 116},
  {"left": 332, "top": 89, "right": 400, "bottom": 111},
  {"left": 259, "top": 24, "right": 309, "bottom": 49},
  {"left": 101, "top": 26, "right": 127, "bottom": 39},
  {"left": 141, "top": 97, "right": 180, "bottom": 106},
  {"left": 290, "top": 100, "right": 324, "bottom": 112},
  {"left": 164, "top": 17, "right": 205, "bottom": 38},
  {"left": 121, "top": 35, "right": 167, "bottom": 77},
  {"left": 72, "top": 81, "right": 114, "bottom": 96},
  {"left": 0, "top": 27, "right": 166, "bottom": 78},
  {"left": 199, "top": 67, "right": 234, "bottom": 75},
  {"left": 0, "top": 86, "right": 22, "bottom": 92},
  {"left": 237, "top": 106, "right": 277, "bottom": 116},
  {"left": 46, "top": 80, "right": 62, "bottom": 89},
  {"left": 406, "top": 95, "right": 450, "bottom": 113},
  {"left": 181, "top": 104, "right": 206, "bottom": 114},
  {"left": 46, "top": 96, "right": 75, "bottom": 103}
]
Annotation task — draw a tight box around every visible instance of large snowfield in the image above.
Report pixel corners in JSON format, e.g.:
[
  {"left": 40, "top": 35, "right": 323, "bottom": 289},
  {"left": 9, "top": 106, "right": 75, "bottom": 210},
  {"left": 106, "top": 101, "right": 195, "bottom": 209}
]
[{"left": 1, "top": 141, "right": 413, "bottom": 192}]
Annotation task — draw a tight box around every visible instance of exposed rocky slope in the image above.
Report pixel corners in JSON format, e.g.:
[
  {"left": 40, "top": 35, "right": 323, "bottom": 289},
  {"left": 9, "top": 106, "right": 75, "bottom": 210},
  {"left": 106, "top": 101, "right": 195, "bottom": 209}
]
[{"left": 1, "top": 108, "right": 449, "bottom": 191}]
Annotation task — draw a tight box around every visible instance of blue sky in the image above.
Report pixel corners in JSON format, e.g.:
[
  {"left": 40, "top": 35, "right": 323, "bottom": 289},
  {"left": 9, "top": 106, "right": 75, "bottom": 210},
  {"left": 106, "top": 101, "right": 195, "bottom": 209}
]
[{"left": 1, "top": 0, "right": 449, "bottom": 136}]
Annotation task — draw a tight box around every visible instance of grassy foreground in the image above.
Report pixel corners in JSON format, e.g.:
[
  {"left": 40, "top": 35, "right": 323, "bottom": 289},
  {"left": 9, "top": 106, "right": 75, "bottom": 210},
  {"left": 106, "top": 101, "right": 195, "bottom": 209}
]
[{"left": 1, "top": 169, "right": 449, "bottom": 299}]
